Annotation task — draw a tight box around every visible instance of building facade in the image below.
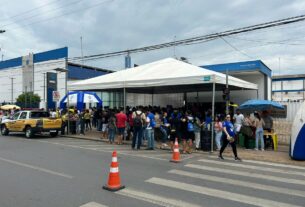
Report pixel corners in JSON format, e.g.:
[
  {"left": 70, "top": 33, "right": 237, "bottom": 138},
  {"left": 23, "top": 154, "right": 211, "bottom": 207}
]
[
  {"left": 272, "top": 74, "right": 305, "bottom": 102},
  {"left": 0, "top": 47, "right": 112, "bottom": 109},
  {"left": 202, "top": 60, "right": 272, "bottom": 104}
]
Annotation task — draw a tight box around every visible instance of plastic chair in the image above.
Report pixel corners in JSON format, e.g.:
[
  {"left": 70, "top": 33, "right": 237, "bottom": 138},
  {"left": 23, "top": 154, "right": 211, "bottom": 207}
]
[{"left": 264, "top": 130, "right": 278, "bottom": 151}]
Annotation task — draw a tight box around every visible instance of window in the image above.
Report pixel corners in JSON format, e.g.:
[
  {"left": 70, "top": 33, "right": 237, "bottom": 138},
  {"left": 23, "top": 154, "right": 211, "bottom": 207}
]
[
  {"left": 12, "top": 112, "right": 20, "bottom": 120},
  {"left": 19, "top": 112, "right": 27, "bottom": 119},
  {"left": 30, "top": 111, "right": 50, "bottom": 118}
]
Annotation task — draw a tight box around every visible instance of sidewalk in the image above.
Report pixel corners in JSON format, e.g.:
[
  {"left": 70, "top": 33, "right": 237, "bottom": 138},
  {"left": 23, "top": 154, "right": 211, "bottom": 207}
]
[{"left": 62, "top": 130, "right": 305, "bottom": 167}]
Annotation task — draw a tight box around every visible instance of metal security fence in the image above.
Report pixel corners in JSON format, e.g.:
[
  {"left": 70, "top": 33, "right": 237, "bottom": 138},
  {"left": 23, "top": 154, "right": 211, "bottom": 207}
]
[{"left": 273, "top": 101, "right": 303, "bottom": 144}]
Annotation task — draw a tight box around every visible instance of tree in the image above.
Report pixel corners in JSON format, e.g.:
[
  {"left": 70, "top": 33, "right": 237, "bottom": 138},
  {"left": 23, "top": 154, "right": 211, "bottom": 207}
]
[{"left": 16, "top": 92, "right": 41, "bottom": 108}]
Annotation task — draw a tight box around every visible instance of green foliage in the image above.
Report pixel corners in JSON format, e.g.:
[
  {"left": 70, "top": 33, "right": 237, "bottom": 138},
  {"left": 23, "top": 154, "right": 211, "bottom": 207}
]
[{"left": 16, "top": 92, "right": 41, "bottom": 108}]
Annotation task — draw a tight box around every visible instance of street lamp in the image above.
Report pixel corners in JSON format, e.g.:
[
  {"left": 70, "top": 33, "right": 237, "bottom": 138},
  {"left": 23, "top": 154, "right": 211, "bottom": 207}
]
[{"left": 54, "top": 67, "right": 69, "bottom": 135}]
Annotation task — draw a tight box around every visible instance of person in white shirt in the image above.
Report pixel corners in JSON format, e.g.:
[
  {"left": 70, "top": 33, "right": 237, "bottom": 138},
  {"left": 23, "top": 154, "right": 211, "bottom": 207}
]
[{"left": 233, "top": 109, "right": 244, "bottom": 133}]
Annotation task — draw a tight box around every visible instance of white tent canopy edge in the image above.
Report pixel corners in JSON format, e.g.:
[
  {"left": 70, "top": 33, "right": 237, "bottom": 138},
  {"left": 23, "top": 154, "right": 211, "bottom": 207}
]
[{"left": 68, "top": 58, "right": 258, "bottom": 91}]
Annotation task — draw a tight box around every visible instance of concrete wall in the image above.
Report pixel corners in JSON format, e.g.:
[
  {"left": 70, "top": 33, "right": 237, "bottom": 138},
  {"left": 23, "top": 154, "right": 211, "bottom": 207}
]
[{"left": 232, "top": 73, "right": 265, "bottom": 100}]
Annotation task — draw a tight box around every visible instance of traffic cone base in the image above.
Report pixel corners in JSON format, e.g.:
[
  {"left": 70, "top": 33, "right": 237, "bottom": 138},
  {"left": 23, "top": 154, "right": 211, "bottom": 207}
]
[{"left": 103, "top": 184, "right": 125, "bottom": 192}]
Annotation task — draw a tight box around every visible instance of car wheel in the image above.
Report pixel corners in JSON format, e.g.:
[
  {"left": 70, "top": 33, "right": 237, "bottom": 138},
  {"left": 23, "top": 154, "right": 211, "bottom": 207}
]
[
  {"left": 50, "top": 131, "right": 58, "bottom": 137},
  {"left": 25, "top": 126, "right": 33, "bottom": 138},
  {"left": 1, "top": 125, "right": 9, "bottom": 136}
]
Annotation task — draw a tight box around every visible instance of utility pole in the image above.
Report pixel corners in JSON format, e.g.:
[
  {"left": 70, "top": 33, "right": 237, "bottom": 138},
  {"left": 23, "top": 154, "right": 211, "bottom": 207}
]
[
  {"left": 123, "top": 52, "right": 131, "bottom": 113},
  {"left": 226, "top": 68, "right": 229, "bottom": 115},
  {"left": 80, "top": 36, "right": 84, "bottom": 65},
  {"left": 10, "top": 77, "right": 15, "bottom": 104},
  {"left": 173, "top": 35, "right": 177, "bottom": 58},
  {"left": 41, "top": 73, "right": 46, "bottom": 104}
]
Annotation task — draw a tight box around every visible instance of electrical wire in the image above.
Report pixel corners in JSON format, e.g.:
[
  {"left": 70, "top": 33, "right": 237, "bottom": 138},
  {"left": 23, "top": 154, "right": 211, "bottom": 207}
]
[
  {"left": 0, "top": 0, "right": 61, "bottom": 23},
  {"left": 1, "top": 0, "right": 84, "bottom": 28},
  {"left": 227, "top": 36, "right": 305, "bottom": 46},
  {"left": 4, "top": 0, "right": 113, "bottom": 31},
  {"left": 219, "top": 36, "right": 254, "bottom": 59},
  {"left": 2, "top": 13, "right": 305, "bottom": 71},
  {"left": 69, "top": 14, "right": 305, "bottom": 62}
]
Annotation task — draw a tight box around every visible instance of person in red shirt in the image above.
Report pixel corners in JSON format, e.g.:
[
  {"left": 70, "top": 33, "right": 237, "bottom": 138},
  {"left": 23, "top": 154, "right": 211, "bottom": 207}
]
[
  {"left": 127, "top": 109, "right": 134, "bottom": 141},
  {"left": 115, "top": 108, "right": 127, "bottom": 145}
]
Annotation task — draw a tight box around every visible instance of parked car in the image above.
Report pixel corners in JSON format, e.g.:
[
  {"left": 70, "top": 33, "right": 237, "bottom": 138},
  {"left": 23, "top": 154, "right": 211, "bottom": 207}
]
[{"left": 0, "top": 110, "right": 62, "bottom": 138}]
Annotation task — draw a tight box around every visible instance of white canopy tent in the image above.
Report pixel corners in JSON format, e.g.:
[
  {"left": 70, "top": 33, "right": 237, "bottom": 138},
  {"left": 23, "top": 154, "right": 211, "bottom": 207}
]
[
  {"left": 69, "top": 58, "right": 258, "bottom": 152},
  {"left": 69, "top": 58, "right": 257, "bottom": 92}
]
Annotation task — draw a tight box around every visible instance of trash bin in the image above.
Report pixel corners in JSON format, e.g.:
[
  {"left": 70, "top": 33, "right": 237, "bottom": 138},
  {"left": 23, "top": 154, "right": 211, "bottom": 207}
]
[
  {"left": 200, "top": 129, "right": 216, "bottom": 151},
  {"left": 291, "top": 102, "right": 305, "bottom": 160}
]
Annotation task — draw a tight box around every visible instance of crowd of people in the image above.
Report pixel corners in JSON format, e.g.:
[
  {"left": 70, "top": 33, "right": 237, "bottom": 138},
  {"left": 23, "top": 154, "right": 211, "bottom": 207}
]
[
  {"left": 0, "top": 104, "right": 274, "bottom": 161},
  {"left": 57, "top": 105, "right": 274, "bottom": 157},
  {"left": 59, "top": 106, "right": 212, "bottom": 154}
]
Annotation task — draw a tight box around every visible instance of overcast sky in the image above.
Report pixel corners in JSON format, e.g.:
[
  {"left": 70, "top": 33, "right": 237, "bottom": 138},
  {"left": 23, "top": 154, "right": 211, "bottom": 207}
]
[{"left": 1, "top": 0, "right": 305, "bottom": 75}]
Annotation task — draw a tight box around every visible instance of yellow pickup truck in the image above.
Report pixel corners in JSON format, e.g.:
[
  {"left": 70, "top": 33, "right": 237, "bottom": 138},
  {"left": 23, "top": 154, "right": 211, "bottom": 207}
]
[{"left": 0, "top": 110, "right": 62, "bottom": 138}]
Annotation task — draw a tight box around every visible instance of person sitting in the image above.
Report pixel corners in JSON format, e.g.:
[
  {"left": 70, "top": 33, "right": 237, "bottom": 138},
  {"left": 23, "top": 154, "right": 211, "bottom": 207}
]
[{"left": 262, "top": 110, "right": 274, "bottom": 149}]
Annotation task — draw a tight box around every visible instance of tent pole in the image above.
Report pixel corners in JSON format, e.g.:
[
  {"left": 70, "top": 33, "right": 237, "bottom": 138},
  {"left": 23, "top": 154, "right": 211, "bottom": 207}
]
[
  {"left": 123, "top": 87, "right": 126, "bottom": 113},
  {"left": 211, "top": 81, "right": 215, "bottom": 153},
  {"left": 183, "top": 92, "right": 187, "bottom": 110},
  {"left": 65, "top": 59, "right": 70, "bottom": 135}
]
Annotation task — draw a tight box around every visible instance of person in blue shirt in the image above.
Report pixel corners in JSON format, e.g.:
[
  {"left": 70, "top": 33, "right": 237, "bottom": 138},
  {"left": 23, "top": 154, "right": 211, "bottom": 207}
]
[
  {"left": 145, "top": 109, "right": 156, "bottom": 150},
  {"left": 218, "top": 114, "right": 241, "bottom": 161}
]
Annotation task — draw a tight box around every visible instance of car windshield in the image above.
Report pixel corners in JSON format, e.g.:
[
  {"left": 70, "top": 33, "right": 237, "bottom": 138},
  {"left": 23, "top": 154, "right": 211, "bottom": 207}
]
[{"left": 30, "top": 112, "right": 50, "bottom": 118}]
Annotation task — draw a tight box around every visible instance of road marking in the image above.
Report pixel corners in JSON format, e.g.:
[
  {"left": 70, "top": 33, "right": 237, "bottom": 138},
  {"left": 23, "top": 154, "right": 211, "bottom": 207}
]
[
  {"left": 0, "top": 157, "right": 73, "bottom": 179},
  {"left": 208, "top": 155, "right": 305, "bottom": 170},
  {"left": 169, "top": 169, "right": 305, "bottom": 198},
  {"left": 185, "top": 164, "right": 305, "bottom": 186},
  {"left": 116, "top": 188, "right": 202, "bottom": 207},
  {"left": 146, "top": 177, "right": 302, "bottom": 207},
  {"left": 37, "top": 140, "right": 169, "bottom": 161},
  {"left": 198, "top": 159, "right": 305, "bottom": 177},
  {"left": 36, "top": 140, "right": 203, "bottom": 161},
  {"left": 82, "top": 147, "right": 124, "bottom": 150},
  {"left": 79, "top": 202, "right": 108, "bottom": 207}
]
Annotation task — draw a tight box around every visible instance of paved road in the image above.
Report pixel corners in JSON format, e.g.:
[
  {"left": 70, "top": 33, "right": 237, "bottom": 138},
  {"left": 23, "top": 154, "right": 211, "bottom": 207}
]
[{"left": 0, "top": 135, "right": 305, "bottom": 207}]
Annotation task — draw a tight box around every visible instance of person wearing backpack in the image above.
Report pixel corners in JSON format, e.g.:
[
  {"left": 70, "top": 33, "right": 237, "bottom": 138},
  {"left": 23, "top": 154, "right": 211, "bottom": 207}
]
[
  {"left": 132, "top": 108, "right": 146, "bottom": 150},
  {"left": 145, "top": 109, "right": 156, "bottom": 150}
]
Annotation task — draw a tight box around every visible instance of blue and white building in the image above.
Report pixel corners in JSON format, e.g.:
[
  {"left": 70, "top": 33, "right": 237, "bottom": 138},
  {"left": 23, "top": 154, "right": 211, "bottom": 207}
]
[
  {"left": 272, "top": 74, "right": 305, "bottom": 102},
  {"left": 202, "top": 60, "right": 272, "bottom": 103},
  {"left": 0, "top": 47, "right": 112, "bottom": 109}
]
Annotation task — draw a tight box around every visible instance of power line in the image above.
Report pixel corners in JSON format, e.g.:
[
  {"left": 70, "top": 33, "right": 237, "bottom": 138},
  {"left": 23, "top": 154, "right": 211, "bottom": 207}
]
[
  {"left": 69, "top": 14, "right": 305, "bottom": 62},
  {"left": 0, "top": 0, "right": 61, "bottom": 23},
  {"left": 4, "top": 0, "right": 113, "bottom": 31},
  {"left": 1, "top": 0, "right": 84, "bottom": 28},
  {"left": 227, "top": 36, "right": 305, "bottom": 46},
  {"left": 219, "top": 36, "right": 254, "bottom": 59},
  {"left": 3, "top": 13, "right": 305, "bottom": 70}
]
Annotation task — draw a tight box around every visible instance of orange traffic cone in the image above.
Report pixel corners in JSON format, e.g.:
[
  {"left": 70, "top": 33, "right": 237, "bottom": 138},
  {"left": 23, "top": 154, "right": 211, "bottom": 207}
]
[
  {"left": 170, "top": 138, "right": 181, "bottom": 163},
  {"left": 103, "top": 150, "right": 125, "bottom": 191}
]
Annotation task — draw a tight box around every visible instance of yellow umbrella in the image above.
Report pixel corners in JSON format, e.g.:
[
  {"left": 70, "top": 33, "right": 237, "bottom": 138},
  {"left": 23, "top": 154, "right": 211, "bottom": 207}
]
[{"left": 0, "top": 104, "right": 21, "bottom": 110}]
